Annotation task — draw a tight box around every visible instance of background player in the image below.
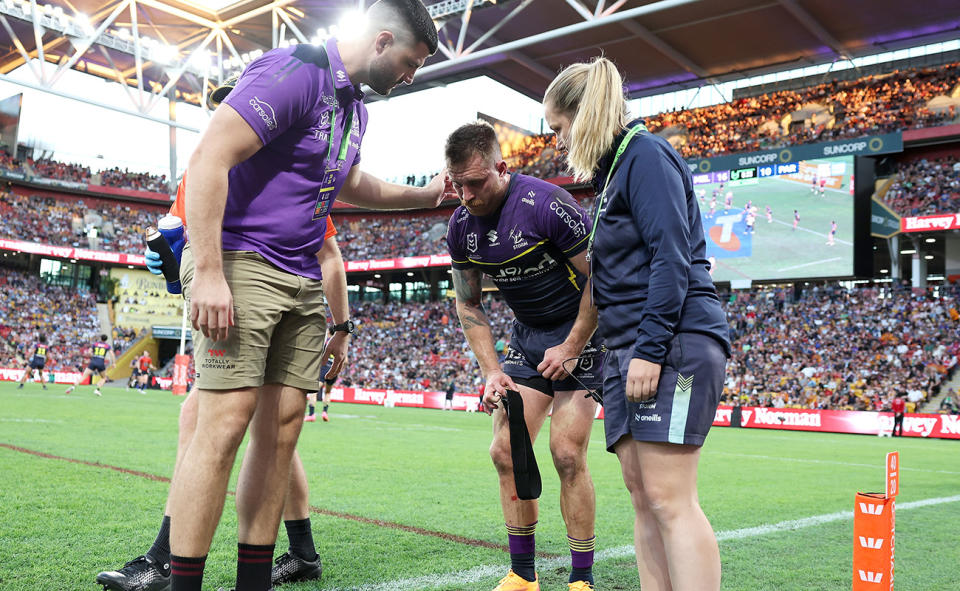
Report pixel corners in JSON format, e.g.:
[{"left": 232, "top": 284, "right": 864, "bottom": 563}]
[
  {"left": 17, "top": 335, "right": 49, "bottom": 389},
  {"left": 765, "top": 204, "right": 773, "bottom": 223},
  {"left": 827, "top": 220, "right": 837, "bottom": 246},
  {"left": 308, "top": 354, "right": 340, "bottom": 422},
  {"left": 135, "top": 350, "right": 153, "bottom": 393},
  {"left": 793, "top": 209, "right": 800, "bottom": 231},
  {"left": 65, "top": 335, "right": 114, "bottom": 396},
  {"left": 445, "top": 122, "right": 602, "bottom": 591}
]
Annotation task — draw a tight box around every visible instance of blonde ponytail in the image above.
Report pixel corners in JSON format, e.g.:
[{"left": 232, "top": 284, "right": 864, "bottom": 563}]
[{"left": 544, "top": 57, "right": 629, "bottom": 182}]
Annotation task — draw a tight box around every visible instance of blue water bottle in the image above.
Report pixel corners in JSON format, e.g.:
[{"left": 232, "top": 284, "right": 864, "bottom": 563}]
[{"left": 146, "top": 214, "right": 185, "bottom": 294}]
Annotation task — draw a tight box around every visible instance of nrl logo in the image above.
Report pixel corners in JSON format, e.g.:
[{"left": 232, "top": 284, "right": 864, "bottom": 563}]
[{"left": 467, "top": 232, "right": 478, "bottom": 253}]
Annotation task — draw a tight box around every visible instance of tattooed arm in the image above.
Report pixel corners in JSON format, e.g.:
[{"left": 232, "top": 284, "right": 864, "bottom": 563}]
[{"left": 452, "top": 266, "right": 517, "bottom": 409}]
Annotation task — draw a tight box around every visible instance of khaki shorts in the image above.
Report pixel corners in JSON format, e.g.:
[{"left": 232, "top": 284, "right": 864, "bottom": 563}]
[{"left": 181, "top": 247, "right": 326, "bottom": 392}]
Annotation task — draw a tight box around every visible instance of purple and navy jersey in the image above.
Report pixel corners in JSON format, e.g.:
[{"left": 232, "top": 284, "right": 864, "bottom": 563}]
[
  {"left": 446, "top": 174, "right": 590, "bottom": 328},
  {"left": 221, "top": 39, "right": 367, "bottom": 280},
  {"left": 33, "top": 343, "right": 48, "bottom": 360},
  {"left": 90, "top": 342, "right": 110, "bottom": 362}
]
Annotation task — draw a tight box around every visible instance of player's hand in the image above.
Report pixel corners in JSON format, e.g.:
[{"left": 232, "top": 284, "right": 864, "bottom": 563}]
[
  {"left": 144, "top": 247, "right": 163, "bottom": 276},
  {"left": 189, "top": 270, "right": 234, "bottom": 342},
  {"left": 626, "top": 358, "right": 661, "bottom": 402},
  {"left": 538, "top": 341, "right": 580, "bottom": 381},
  {"left": 422, "top": 170, "right": 456, "bottom": 208},
  {"left": 482, "top": 369, "right": 518, "bottom": 415},
  {"left": 320, "top": 331, "right": 349, "bottom": 380}
]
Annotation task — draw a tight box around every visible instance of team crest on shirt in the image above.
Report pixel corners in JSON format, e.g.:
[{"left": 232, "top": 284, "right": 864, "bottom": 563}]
[
  {"left": 467, "top": 232, "right": 478, "bottom": 253},
  {"left": 487, "top": 229, "right": 500, "bottom": 246},
  {"left": 509, "top": 227, "right": 528, "bottom": 250}
]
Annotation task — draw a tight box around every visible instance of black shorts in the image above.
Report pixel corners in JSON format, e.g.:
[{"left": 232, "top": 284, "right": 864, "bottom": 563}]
[
  {"left": 29, "top": 357, "right": 46, "bottom": 370},
  {"left": 502, "top": 318, "right": 604, "bottom": 396},
  {"left": 88, "top": 359, "right": 107, "bottom": 373},
  {"left": 602, "top": 332, "right": 727, "bottom": 452},
  {"left": 319, "top": 361, "right": 336, "bottom": 386},
  {"left": 445, "top": 391, "right": 454, "bottom": 401}
]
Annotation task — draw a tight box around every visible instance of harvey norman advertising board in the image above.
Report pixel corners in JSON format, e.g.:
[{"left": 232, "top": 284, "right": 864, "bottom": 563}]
[{"left": 686, "top": 132, "right": 903, "bottom": 174}]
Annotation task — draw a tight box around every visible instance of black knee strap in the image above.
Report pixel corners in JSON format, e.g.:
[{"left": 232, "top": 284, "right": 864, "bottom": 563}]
[{"left": 505, "top": 390, "right": 541, "bottom": 500}]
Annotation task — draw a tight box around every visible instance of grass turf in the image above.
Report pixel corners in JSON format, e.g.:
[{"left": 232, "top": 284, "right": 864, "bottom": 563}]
[{"left": 1, "top": 381, "right": 958, "bottom": 590}]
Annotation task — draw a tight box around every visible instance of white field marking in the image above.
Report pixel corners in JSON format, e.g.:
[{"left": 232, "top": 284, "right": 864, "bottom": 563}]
[
  {"left": 0, "top": 417, "right": 64, "bottom": 423},
  {"left": 770, "top": 217, "right": 853, "bottom": 245},
  {"left": 331, "top": 494, "right": 960, "bottom": 591},
  {"left": 777, "top": 257, "right": 843, "bottom": 272},
  {"left": 712, "top": 451, "right": 960, "bottom": 475}
]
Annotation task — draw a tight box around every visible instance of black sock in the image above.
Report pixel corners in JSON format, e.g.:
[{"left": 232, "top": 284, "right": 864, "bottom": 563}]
[
  {"left": 236, "top": 543, "right": 274, "bottom": 591},
  {"left": 284, "top": 518, "right": 318, "bottom": 560},
  {"left": 170, "top": 554, "right": 205, "bottom": 591},
  {"left": 146, "top": 515, "right": 171, "bottom": 570},
  {"left": 323, "top": 404, "right": 329, "bottom": 412},
  {"left": 308, "top": 404, "right": 315, "bottom": 416}
]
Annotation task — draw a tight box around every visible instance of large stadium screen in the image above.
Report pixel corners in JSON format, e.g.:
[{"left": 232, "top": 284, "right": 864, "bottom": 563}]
[{"left": 694, "top": 155, "right": 855, "bottom": 282}]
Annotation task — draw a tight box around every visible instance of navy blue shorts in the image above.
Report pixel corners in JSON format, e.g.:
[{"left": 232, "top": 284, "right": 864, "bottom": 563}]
[
  {"left": 603, "top": 332, "right": 726, "bottom": 452},
  {"left": 29, "top": 357, "right": 46, "bottom": 370},
  {"left": 319, "top": 361, "right": 336, "bottom": 386},
  {"left": 88, "top": 359, "right": 106, "bottom": 373},
  {"left": 502, "top": 319, "right": 604, "bottom": 396}
]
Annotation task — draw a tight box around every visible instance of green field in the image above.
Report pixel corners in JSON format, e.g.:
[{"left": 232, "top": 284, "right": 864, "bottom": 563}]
[
  {"left": 703, "top": 157, "right": 854, "bottom": 282},
  {"left": 2, "top": 382, "right": 958, "bottom": 590}
]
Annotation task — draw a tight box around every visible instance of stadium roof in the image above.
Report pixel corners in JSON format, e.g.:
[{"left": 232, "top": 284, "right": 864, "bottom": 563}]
[{"left": 0, "top": 0, "right": 956, "bottom": 115}]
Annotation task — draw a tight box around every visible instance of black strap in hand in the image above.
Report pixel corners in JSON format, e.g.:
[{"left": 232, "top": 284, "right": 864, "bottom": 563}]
[{"left": 505, "top": 390, "right": 541, "bottom": 500}]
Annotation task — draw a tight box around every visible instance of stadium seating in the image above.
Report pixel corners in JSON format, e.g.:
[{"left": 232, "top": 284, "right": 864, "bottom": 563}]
[
  {"left": 883, "top": 156, "right": 960, "bottom": 217},
  {"left": 509, "top": 62, "right": 960, "bottom": 174},
  {"left": 721, "top": 284, "right": 960, "bottom": 412},
  {"left": 0, "top": 267, "right": 103, "bottom": 371},
  {"left": 0, "top": 191, "right": 167, "bottom": 254}
]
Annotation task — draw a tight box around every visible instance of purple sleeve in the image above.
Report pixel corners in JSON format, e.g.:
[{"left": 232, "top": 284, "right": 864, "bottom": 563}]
[
  {"left": 352, "top": 105, "right": 367, "bottom": 168},
  {"left": 445, "top": 210, "right": 472, "bottom": 269},
  {"left": 539, "top": 188, "right": 591, "bottom": 255},
  {"left": 222, "top": 48, "right": 320, "bottom": 146}
]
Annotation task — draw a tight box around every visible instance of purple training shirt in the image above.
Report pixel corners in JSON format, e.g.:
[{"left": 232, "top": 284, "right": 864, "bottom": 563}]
[{"left": 220, "top": 38, "right": 367, "bottom": 280}]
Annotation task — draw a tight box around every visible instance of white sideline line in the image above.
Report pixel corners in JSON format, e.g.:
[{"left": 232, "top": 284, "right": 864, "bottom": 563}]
[
  {"left": 331, "top": 495, "right": 960, "bottom": 591},
  {"left": 712, "top": 451, "right": 960, "bottom": 475},
  {"left": 770, "top": 218, "right": 853, "bottom": 245}
]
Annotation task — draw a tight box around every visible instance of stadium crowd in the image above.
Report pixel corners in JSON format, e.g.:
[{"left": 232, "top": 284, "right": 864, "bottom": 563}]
[
  {"left": 2, "top": 253, "right": 958, "bottom": 414},
  {"left": 335, "top": 214, "right": 450, "bottom": 260},
  {"left": 505, "top": 62, "right": 960, "bottom": 173},
  {"left": 0, "top": 191, "right": 165, "bottom": 253},
  {"left": 883, "top": 156, "right": 960, "bottom": 217},
  {"left": 0, "top": 267, "right": 102, "bottom": 372},
  {"left": 722, "top": 283, "right": 960, "bottom": 412},
  {"left": 336, "top": 296, "right": 513, "bottom": 394},
  {"left": 0, "top": 149, "right": 168, "bottom": 193}
]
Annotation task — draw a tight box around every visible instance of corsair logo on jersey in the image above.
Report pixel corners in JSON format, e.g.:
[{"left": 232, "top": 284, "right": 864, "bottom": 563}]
[
  {"left": 249, "top": 97, "right": 277, "bottom": 130},
  {"left": 549, "top": 199, "right": 586, "bottom": 237}
]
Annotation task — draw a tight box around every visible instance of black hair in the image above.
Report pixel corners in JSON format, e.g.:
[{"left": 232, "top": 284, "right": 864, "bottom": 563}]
[{"left": 370, "top": 0, "right": 438, "bottom": 54}]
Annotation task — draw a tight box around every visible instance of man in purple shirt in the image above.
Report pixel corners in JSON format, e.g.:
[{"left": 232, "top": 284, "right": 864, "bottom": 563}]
[
  {"left": 166, "top": 2, "right": 445, "bottom": 591},
  {"left": 445, "top": 122, "right": 602, "bottom": 591}
]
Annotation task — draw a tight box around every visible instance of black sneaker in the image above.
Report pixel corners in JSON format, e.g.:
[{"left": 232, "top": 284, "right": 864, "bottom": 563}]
[
  {"left": 271, "top": 551, "right": 322, "bottom": 585},
  {"left": 96, "top": 555, "right": 170, "bottom": 591}
]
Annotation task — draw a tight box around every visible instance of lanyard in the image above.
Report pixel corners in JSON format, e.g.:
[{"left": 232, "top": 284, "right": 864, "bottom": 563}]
[
  {"left": 587, "top": 122, "right": 647, "bottom": 256},
  {"left": 325, "top": 62, "right": 356, "bottom": 168}
]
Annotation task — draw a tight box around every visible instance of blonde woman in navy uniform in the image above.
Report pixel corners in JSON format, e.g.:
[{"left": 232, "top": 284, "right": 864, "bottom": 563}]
[{"left": 544, "top": 58, "right": 730, "bottom": 591}]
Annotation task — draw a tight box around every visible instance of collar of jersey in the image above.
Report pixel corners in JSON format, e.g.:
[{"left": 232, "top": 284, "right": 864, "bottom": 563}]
[{"left": 326, "top": 38, "right": 365, "bottom": 100}]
